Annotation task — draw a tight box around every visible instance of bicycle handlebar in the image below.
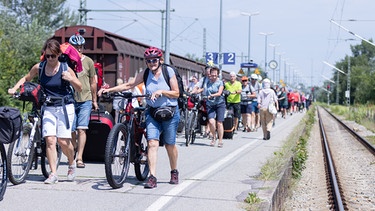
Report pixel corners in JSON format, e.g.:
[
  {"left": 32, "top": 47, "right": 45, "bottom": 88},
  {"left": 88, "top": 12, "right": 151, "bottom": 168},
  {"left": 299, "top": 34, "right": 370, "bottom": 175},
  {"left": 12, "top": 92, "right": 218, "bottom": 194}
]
[{"left": 107, "top": 92, "right": 150, "bottom": 99}]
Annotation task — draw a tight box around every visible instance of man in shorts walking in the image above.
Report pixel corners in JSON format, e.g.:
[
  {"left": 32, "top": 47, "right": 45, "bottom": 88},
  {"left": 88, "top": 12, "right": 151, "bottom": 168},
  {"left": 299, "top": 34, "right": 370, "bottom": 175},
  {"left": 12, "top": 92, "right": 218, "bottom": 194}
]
[{"left": 69, "top": 33, "right": 98, "bottom": 168}]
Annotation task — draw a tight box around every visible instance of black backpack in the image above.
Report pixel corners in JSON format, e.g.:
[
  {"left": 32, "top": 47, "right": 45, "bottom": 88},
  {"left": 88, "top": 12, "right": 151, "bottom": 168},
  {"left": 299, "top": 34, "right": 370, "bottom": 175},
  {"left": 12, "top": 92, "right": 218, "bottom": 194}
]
[
  {"left": 143, "top": 64, "right": 185, "bottom": 109},
  {"left": 0, "top": 107, "right": 22, "bottom": 144}
]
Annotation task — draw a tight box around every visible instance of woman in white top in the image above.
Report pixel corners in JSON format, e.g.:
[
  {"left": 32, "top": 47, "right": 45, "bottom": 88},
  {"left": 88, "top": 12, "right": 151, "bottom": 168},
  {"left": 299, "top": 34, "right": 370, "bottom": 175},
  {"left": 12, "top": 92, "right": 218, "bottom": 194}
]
[{"left": 257, "top": 78, "right": 279, "bottom": 140}]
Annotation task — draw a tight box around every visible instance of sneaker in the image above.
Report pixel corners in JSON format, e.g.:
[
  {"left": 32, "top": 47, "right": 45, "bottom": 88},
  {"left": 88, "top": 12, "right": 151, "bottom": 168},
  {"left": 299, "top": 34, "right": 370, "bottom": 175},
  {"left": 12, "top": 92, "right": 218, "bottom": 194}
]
[
  {"left": 67, "top": 162, "right": 76, "bottom": 181},
  {"left": 44, "top": 173, "right": 58, "bottom": 184},
  {"left": 170, "top": 169, "right": 179, "bottom": 184},
  {"left": 144, "top": 175, "right": 157, "bottom": 189}
]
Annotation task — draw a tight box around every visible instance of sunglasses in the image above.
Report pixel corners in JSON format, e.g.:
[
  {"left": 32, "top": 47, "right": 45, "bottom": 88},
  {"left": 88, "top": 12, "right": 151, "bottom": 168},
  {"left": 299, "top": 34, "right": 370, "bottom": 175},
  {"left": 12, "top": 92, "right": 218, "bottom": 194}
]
[
  {"left": 242, "top": 80, "right": 248, "bottom": 82},
  {"left": 146, "top": 58, "right": 159, "bottom": 64},
  {"left": 45, "top": 54, "right": 57, "bottom": 59}
]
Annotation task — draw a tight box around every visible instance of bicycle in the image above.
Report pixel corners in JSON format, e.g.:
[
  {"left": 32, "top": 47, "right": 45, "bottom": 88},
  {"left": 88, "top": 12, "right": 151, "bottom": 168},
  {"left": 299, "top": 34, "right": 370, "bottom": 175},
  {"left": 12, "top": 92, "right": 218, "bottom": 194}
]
[
  {"left": 0, "top": 142, "right": 7, "bottom": 201},
  {"left": 7, "top": 94, "right": 62, "bottom": 185},
  {"left": 104, "top": 92, "right": 149, "bottom": 189},
  {"left": 185, "top": 93, "right": 201, "bottom": 146}
]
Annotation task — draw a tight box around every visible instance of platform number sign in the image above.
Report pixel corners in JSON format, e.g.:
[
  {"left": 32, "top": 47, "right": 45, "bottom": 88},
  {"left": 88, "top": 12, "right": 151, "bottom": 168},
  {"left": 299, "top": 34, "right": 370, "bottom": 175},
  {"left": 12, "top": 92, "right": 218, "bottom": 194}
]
[
  {"left": 206, "top": 52, "right": 236, "bottom": 65},
  {"left": 223, "top": 53, "right": 235, "bottom": 65},
  {"left": 205, "top": 52, "right": 218, "bottom": 64}
]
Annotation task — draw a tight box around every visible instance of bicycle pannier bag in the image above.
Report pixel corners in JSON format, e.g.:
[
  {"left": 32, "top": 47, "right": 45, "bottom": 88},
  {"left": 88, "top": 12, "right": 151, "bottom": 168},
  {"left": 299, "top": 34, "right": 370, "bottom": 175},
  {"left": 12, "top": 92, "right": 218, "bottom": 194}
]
[
  {"left": 150, "top": 106, "right": 176, "bottom": 122},
  {"left": 0, "top": 107, "right": 22, "bottom": 144},
  {"left": 19, "top": 82, "right": 45, "bottom": 106}
]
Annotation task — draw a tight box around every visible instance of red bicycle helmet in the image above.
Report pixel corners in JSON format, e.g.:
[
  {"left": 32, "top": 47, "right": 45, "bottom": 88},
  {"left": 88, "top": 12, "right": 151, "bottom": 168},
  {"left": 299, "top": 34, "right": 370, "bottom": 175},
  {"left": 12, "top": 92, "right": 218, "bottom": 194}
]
[{"left": 144, "top": 47, "right": 163, "bottom": 59}]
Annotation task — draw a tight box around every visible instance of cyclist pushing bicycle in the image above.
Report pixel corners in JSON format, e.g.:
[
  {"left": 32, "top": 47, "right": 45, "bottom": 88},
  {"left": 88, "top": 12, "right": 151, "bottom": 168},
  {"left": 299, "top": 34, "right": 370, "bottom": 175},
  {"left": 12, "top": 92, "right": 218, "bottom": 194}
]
[
  {"left": 8, "top": 39, "right": 82, "bottom": 184},
  {"left": 98, "top": 47, "right": 180, "bottom": 189}
]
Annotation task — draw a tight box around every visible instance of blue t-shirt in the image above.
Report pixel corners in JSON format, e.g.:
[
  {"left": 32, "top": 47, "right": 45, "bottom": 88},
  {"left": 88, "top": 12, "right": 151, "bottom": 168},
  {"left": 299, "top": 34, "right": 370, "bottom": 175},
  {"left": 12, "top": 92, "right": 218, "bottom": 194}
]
[
  {"left": 145, "top": 66, "right": 178, "bottom": 108},
  {"left": 204, "top": 79, "right": 225, "bottom": 106}
]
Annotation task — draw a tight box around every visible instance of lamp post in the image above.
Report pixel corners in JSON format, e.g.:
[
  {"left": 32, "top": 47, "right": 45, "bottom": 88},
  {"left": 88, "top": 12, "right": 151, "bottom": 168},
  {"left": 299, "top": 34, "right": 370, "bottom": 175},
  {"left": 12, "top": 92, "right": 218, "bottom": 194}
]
[
  {"left": 276, "top": 52, "right": 285, "bottom": 84},
  {"left": 259, "top": 32, "right": 274, "bottom": 77},
  {"left": 269, "top": 43, "right": 280, "bottom": 81},
  {"left": 241, "top": 11, "right": 260, "bottom": 63}
]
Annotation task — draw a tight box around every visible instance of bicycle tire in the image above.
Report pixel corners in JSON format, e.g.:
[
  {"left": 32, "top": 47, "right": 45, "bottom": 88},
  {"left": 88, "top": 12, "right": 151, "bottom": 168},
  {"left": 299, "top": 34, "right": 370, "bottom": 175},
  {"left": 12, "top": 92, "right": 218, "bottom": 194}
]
[
  {"left": 186, "top": 111, "right": 196, "bottom": 146},
  {"left": 0, "top": 143, "right": 7, "bottom": 201},
  {"left": 185, "top": 110, "right": 191, "bottom": 146},
  {"left": 105, "top": 123, "right": 131, "bottom": 189},
  {"left": 7, "top": 124, "right": 35, "bottom": 185},
  {"left": 41, "top": 142, "right": 62, "bottom": 179},
  {"left": 134, "top": 132, "right": 149, "bottom": 181}
]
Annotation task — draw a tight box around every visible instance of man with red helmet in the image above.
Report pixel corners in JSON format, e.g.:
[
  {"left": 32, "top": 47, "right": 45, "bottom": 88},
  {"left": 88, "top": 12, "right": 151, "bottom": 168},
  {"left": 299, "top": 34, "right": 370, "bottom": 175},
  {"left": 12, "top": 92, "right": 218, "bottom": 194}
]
[{"left": 98, "top": 46, "right": 180, "bottom": 189}]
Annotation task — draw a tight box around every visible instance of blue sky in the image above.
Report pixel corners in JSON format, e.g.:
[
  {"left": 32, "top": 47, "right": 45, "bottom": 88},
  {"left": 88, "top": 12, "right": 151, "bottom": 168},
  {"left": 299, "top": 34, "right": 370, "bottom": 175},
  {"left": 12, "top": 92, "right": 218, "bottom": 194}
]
[{"left": 66, "top": 0, "right": 374, "bottom": 87}]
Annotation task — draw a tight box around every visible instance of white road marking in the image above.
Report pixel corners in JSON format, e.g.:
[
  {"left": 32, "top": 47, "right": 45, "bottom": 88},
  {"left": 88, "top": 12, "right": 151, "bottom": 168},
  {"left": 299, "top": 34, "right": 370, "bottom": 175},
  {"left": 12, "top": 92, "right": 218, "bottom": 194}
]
[{"left": 145, "top": 139, "right": 260, "bottom": 211}]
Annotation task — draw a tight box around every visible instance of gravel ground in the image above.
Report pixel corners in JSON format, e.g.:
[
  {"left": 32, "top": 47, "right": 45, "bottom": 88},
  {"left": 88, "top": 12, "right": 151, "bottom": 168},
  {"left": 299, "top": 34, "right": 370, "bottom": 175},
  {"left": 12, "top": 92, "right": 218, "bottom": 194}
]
[{"left": 282, "top": 110, "right": 375, "bottom": 210}]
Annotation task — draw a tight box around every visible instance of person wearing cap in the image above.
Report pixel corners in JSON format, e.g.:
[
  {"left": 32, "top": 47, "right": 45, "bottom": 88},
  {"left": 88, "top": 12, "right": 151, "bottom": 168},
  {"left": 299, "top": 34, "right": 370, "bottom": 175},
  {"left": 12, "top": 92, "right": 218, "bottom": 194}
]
[
  {"left": 224, "top": 71, "right": 242, "bottom": 132},
  {"left": 257, "top": 78, "right": 279, "bottom": 140},
  {"left": 240, "top": 76, "right": 256, "bottom": 132},
  {"left": 249, "top": 73, "right": 262, "bottom": 131}
]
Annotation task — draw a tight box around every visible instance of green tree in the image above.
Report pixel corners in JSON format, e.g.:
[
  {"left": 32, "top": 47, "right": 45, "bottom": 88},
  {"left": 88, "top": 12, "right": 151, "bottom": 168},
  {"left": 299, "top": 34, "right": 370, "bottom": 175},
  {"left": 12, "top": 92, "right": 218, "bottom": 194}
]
[
  {"left": 330, "top": 40, "right": 375, "bottom": 105},
  {"left": 0, "top": 0, "right": 79, "bottom": 30},
  {"left": 0, "top": 1, "right": 79, "bottom": 106}
]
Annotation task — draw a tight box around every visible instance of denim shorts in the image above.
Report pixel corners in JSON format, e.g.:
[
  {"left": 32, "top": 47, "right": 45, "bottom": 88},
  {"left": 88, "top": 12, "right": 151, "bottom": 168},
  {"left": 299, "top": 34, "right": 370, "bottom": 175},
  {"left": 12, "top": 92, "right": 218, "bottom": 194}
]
[
  {"left": 146, "top": 107, "right": 180, "bottom": 145},
  {"left": 240, "top": 104, "right": 253, "bottom": 114},
  {"left": 251, "top": 101, "right": 259, "bottom": 113},
  {"left": 72, "top": 101, "right": 92, "bottom": 131},
  {"left": 43, "top": 104, "right": 75, "bottom": 138},
  {"left": 207, "top": 102, "right": 226, "bottom": 122}
]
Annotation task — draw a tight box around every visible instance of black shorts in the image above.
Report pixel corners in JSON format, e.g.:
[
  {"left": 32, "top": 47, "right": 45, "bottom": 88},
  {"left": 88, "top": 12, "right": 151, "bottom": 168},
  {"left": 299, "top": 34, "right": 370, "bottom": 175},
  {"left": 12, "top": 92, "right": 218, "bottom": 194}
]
[{"left": 226, "top": 103, "right": 241, "bottom": 118}]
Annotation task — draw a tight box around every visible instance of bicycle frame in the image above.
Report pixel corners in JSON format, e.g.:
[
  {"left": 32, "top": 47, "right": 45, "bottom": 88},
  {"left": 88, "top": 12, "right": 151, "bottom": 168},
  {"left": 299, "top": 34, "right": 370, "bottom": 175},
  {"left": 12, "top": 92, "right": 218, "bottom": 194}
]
[
  {"left": 7, "top": 98, "right": 62, "bottom": 185},
  {"left": 104, "top": 92, "right": 149, "bottom": 188}
]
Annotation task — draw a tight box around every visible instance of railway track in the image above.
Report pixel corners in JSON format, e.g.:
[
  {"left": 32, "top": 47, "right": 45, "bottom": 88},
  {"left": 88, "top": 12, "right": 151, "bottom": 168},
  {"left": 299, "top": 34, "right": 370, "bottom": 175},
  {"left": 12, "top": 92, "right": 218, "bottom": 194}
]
[{"left": 318, "top": 107, "right": 375, "bottom": 210}]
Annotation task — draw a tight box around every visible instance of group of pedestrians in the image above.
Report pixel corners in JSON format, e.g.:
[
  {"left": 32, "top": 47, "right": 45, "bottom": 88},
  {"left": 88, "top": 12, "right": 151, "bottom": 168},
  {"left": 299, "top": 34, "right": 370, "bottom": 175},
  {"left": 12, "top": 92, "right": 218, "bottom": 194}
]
[{"left": 6, "top": 35, "right": 308, "bottom": 190}]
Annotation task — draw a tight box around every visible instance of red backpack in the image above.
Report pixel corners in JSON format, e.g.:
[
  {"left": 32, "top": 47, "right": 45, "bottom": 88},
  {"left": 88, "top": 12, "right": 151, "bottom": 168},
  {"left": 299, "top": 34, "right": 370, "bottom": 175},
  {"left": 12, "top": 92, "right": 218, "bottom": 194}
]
[{"left": 94, "top": 63, "right": 103, "bottom": 89}]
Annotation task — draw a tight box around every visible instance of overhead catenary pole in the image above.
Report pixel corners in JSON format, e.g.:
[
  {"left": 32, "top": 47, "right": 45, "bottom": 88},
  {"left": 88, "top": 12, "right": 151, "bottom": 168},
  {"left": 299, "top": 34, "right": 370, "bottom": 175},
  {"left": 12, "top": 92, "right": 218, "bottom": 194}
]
[
  {"left": 78, "top": 1, "right": 175, "bottom": 51},
  {"left": 330, "top": 20, "right": 375, "bottom": 47},
  {"left": 218, "top": 0, "right": 223, "bottom": 78},
  {"left": 164, "top": 0, "right": 171, "bottom": 64},
  {"left": 259, "top": 32, "right": 274, "bottom": 78}
]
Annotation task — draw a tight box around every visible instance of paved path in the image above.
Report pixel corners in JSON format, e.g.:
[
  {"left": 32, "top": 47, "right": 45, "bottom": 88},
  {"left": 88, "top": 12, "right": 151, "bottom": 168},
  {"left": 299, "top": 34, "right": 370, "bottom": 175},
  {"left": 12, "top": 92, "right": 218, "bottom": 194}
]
[{"left": 0, "top": 112, "right": 305, "bottom": 211}]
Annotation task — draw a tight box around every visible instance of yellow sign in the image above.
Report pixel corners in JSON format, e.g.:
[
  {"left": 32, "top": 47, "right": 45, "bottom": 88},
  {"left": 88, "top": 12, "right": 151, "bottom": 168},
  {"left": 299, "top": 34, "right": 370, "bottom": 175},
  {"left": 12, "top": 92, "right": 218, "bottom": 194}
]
[
  {"left": 238, "top": 68, "right": 245, "bottom": 75},
  {"left": 254, "top": 68, "right": 260, "bottom": 75}
]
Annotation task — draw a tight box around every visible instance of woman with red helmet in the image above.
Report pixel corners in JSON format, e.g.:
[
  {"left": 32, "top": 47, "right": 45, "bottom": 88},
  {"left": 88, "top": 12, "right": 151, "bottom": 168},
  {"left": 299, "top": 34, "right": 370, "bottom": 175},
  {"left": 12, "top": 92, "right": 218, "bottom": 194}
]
[{"left": 98, "top": 46, "right": 180, "bottom": 189}]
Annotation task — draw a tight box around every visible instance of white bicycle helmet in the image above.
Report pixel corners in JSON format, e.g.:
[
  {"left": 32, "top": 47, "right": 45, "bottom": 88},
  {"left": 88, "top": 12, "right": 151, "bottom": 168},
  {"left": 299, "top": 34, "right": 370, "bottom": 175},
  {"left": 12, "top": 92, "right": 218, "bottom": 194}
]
[{"left": 69, "top": 33, "right": 85, "bottom": 46}]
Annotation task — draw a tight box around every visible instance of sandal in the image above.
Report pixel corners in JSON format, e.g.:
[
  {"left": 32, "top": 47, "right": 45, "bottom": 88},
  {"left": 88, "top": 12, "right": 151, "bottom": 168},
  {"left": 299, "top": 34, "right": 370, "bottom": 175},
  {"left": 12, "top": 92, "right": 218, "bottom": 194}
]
[
  {"left": 218, "top": 142, "right": 223, "bottom": 148},
  {"left": 210, "top": 138, "right": 216, "bottom": 147},
  {"left": 76, "top": 159, "right": 85, "bottom": 168}
]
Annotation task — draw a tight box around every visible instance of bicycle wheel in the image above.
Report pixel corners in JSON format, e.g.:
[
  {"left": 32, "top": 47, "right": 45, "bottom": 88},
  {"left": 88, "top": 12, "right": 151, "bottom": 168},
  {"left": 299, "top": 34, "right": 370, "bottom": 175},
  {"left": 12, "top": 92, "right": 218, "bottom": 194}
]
[
  {"left": 185, "top": 111, "right": 196, "bottom": 146},
  {"left": 41, "top": 142, "right": 62, "bottom": 178},
  {"left": 7, "top": 123, "right": 35, "bottom": 185},
  {"left": 191, "top": 113, "right": 197, "bottom": 144},
  {"left": 105, "top": 123, "right": 131, "bottom": 189},
  {"left": 177, "top": 108, "right": 185, "bottom": 133},
  {"left": 134, "top": 132, "right": 149, "bottom": 181},
  {"left": 0, "top": 143, "right": 7, "bottom": 201}
]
